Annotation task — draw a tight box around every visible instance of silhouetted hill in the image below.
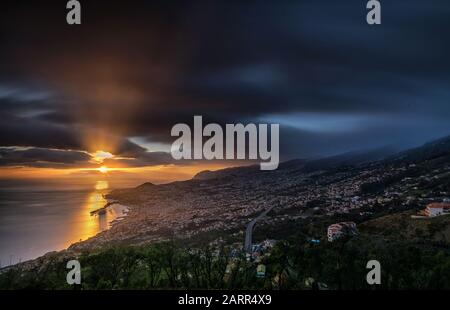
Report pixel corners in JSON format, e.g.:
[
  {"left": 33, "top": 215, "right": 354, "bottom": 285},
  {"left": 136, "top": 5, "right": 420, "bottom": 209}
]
[
  {"left": 193, "top": 146, "right": 395, "bottom": 180},
  {"left": 300, "top": 146, "right": 396, "bottom": 172},
  {"left": 192, "top": 135, "right": 450, "bottom": 181},
  {"left": 193, "top": 164, "right": 261, "bottom": 180},
  {"left": 136, "top": 182, "right": 156, "bottom": 190},
  {"left": 386, "top": 135, "right": 450, "bottom": 163}
]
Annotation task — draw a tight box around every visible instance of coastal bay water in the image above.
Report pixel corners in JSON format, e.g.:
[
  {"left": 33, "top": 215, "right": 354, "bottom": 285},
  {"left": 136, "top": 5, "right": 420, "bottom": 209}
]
[{"left": 0, "top": 180, "right": 128, "bottom": 267}]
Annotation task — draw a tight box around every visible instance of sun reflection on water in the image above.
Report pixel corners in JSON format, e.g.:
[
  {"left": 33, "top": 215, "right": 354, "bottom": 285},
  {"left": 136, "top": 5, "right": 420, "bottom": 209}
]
[
  {"left": 64, "top": 180, "right": 129, "bottom": 248},
  {"left": 95, "top": 180, "right": 109, "bottom": 190},
  {"left": 64, "top": 180, "right": 110, "bottom": 247}
]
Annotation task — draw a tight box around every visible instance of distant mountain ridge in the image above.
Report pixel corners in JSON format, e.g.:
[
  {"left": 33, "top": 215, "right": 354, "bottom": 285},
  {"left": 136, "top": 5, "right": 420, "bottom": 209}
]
[
  {"left": 192, "top": 135, "right": 450, "bottom": 181},
  {"left": 385, "top": 135, "right": 450, "bottom": 163}
]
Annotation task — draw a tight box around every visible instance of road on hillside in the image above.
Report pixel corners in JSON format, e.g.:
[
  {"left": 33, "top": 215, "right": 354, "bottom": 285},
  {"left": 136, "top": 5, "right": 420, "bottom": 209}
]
[{"left": 244, "top": 205, "right": 275, "bottom": 253}]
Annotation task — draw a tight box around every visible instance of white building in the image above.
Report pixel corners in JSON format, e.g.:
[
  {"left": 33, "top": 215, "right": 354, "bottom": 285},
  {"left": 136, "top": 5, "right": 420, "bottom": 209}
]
[{"left": 424, "top": 202, "right": 450, "bottom": 217}]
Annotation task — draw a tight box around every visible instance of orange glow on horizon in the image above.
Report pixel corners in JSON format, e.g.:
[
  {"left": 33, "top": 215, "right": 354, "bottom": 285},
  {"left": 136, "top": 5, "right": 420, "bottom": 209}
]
[{"left": 0, "top": 161, "right": 250, "bottom": 185}]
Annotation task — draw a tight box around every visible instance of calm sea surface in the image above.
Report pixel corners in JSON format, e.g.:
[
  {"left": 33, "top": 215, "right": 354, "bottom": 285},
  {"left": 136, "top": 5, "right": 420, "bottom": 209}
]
[{"left": 0, "top": 180, "right": 128, "bottom": 267}]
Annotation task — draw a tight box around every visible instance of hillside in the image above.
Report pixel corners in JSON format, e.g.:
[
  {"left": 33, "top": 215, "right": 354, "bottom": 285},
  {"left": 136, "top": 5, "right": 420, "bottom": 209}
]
[
  {"left": 387, "top": 135, "right": 450, "bottom": 163},
  {"left": 95, "top": 134, "right": 450, "bottom": 252},
  {"left": 359, "top": 210, "right": 450, "bottom": 243},
  {"left": 193, "top": 135, "right": 450, "bottom": 181}
]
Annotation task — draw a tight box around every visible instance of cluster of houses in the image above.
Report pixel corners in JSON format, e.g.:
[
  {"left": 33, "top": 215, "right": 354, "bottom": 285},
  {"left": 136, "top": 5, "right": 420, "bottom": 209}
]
[
  {"left": 249, "top": 239, "right": 277, "bottom": 262},
  {"left": 222, "top": 239, "right": 277, "bottom": 282}
]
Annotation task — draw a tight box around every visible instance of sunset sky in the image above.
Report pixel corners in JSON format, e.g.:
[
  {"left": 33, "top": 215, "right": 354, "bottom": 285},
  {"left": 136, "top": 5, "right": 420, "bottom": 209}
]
[{"left": 1, "top": 0, "right": 449, "bottom": 185}]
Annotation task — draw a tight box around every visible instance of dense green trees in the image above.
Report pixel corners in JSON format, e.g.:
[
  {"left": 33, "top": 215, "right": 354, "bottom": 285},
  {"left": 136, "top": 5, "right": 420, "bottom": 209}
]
[{"left": 1, "top": 237, "right": 450, "bottom": 290}]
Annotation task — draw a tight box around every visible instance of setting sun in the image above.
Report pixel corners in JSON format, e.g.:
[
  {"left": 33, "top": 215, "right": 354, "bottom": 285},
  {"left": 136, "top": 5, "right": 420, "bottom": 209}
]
[{"left": 98, "top": 166, "right": 109, "bottom": 173}]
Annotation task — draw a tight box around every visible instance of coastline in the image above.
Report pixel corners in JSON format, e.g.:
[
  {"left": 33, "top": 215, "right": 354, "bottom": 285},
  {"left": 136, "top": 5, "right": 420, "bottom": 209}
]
[
  {"left": 67, "top": 198, "right": 133, "bottom": 250},
  {"left": 1, "top": 197, "right": 133, "bottom": 271}
]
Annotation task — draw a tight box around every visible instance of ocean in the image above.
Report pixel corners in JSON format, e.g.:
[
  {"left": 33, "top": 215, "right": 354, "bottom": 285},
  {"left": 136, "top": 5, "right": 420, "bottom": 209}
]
[{"left": 0, "top": 180, "right": 128, "bottom": 267}]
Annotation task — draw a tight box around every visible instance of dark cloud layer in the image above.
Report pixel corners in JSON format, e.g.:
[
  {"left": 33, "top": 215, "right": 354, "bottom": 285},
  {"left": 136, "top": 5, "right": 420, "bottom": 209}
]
[
  {"left": 0, "top": 0, "right": 450, "bottom": 168},
  {"left": 0, "top": 147, "right": 92, "bottom": 168}
]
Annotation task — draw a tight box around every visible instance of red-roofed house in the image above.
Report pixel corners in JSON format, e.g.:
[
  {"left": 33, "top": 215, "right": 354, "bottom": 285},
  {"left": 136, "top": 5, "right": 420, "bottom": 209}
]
[
  {"left": 327, "top": 221, "right": 358, "bottom": 242},
  {"left": 424, "top": 202, "right": 450, "bottom": 217}
]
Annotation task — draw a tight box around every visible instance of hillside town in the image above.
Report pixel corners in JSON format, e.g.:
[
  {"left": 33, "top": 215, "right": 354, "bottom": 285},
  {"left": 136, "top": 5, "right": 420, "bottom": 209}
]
[
  {"left": 68, "top": 137, "right": 450, "bottom": 254},
  {"left": 2, "top": 136, "right": 450, "bottom": 290}
]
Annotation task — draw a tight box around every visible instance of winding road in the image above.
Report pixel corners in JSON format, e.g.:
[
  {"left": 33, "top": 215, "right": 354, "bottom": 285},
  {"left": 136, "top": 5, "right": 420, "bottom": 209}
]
[{"left": 244, "top": 206, "right": 275, "bottom": 253}]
